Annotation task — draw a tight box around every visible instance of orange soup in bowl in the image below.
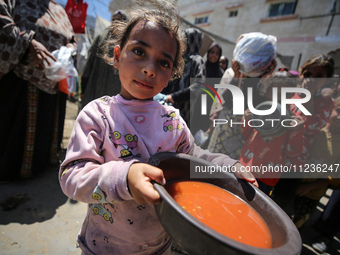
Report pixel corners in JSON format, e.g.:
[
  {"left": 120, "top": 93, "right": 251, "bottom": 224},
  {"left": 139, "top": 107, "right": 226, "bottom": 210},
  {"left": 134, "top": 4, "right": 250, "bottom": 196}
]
[{"left": 165, "top": 181, "right": 272, "bottom": 249}]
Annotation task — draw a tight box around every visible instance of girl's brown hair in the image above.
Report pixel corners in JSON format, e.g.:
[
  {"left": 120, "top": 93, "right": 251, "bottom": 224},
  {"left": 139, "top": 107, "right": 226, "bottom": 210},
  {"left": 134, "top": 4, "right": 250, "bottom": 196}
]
[
  {"left": 300, "top": 54, "right": 334, "bottom": 78},
  {"left": 103, "top": 0, "right": 186, "bottom": 80}
]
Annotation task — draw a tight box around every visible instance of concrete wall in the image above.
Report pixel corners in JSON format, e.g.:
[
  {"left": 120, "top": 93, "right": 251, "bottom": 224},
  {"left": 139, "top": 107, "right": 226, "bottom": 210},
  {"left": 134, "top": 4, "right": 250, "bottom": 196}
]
[
  {"left": 178, "top": 0, "right": 340, "bottom": 73},
  {"left": 107, "top": 0, "right": 340, "bottom": 73}
]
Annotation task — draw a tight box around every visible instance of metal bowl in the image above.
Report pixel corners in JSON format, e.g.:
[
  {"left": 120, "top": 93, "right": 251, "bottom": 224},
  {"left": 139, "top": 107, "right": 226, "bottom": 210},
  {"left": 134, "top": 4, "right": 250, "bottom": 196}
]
[{"left": 148, "top": 152, "right": 301, "bottom": 255}]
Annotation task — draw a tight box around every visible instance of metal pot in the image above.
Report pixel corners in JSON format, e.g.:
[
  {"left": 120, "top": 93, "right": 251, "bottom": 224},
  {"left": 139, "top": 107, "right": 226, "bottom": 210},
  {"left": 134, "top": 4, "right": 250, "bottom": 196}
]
[
  {"left": 148, "top": 152, "right": 301, "bottom": 255},
  {"left": 251, "top": 101, "right": 292, "bottom": 139}
]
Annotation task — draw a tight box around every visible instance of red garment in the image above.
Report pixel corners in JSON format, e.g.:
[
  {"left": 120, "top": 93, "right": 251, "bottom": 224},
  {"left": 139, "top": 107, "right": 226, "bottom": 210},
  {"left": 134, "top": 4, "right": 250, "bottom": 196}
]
[
  {"left": 289, "top": 93, "right": 334, "bottom": 165},
  {"left": 239, "top": 122, "right": 305, "bottom": 187},
  {"left": 65, "top": 0, "right": 88, "bottom": 34},
  {"left": 239, "top": 92, "right": 334, "bottom": 187}
]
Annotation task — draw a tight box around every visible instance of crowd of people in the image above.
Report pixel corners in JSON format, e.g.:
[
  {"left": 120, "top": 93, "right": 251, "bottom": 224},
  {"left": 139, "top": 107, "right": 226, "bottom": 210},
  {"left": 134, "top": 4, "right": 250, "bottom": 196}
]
[{"left": 1, "top": 0, "right": 339, "bottom": 254}]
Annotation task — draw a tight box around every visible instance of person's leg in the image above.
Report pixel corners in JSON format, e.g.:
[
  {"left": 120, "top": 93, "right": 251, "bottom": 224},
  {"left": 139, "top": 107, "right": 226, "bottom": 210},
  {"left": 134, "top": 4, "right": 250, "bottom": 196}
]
[
  {"left": 31, "top": 88, "right": 58, "bottom": 175},
  {"left": 312, "top": 190, "right": 340, "bottom": 253},
  {"left": 0, "top": 72, "right": 28, "bottom": 181},
  {"left": 258, "top": 180, "right": 274, "bottom": 196}
]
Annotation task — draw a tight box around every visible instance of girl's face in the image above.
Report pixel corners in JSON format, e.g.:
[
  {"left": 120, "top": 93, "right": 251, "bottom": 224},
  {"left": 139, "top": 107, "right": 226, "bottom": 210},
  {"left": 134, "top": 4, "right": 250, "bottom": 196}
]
[
  {"left": 219, "top": 57, "right": 227, "bottom": 71},
  {"left": 208, "top": 45, "right": 220, "bottom": 64},
  {"left": 114, "top": 20, "right": 177, "bottom": 100},
  {"left": 300, "top": 64, "right": 328, "bottom": 96}
]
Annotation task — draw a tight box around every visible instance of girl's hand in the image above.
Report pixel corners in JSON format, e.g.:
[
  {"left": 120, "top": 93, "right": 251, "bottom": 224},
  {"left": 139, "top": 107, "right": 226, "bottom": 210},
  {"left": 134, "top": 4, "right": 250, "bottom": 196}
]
[
  {"left": 127, "top": 163, "right": 166, "bottom": 205},
  {"left": 29, "top": 39, "right": 56, "bottom": 68},
  {"left": 233, "top": 163, "right": 259, "bottom": 188}
]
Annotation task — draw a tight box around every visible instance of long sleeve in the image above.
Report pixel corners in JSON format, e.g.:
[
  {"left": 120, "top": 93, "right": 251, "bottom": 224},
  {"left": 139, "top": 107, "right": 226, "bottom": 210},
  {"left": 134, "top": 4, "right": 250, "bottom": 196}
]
[
  {"left": 171, "top": 54, "right": 205, "bottom": 102},
  {"left": 290, "top": 94, "right": 334, "bottom": 164},
  {"left": 59, "top": 95, "right": 193, "bottom": 204},
  {"left": 58, "top": 96, "right": 197, "bottom": 254},
  {"left": 0, "top": 0, "right": 35, "bottom": 76},
  {"left": 59, "top": 104, "right": 135, "bottom": 204},
  {"left": 1, "top": 0, "right": 75, "bottom": 94},
  {"left": 58, "top": 95, "right": 246, "bottom": 254}
]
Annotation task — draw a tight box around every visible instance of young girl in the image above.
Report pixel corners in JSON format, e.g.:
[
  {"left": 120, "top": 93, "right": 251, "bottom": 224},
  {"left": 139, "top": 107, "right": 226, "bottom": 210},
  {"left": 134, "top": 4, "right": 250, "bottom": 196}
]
[
  {"left": 272, "top": 54, "right": 335, "bottom": 218},
  {"left": 288, "top": 54, "right": 335, "bottom": 165},
  {"left": 59, "top": 4, "right": 257, "bottom": 255},
  {"left": 292, "top": 97, "right": 340, "bottom": 229}
]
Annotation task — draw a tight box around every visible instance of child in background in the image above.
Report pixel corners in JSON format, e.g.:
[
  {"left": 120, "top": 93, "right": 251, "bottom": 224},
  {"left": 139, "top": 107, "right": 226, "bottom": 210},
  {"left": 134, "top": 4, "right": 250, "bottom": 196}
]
[
  {"left": 292, "top": 96, "right": 340, "bottom": 229},
  {"left": 272, "top": 54, "right": 335, "bottom": 217},
  {"left": 219, "top": 55, "right": 229, "bottom": 71},
  {"left": 288, "top": 54, "right": 334, "bottom": 165},
  {"left": 59, "top": 3, "right": 257, "bottom": 255},
  {"left": 239, "top": 70, "right": 305, "bottom": 195}
]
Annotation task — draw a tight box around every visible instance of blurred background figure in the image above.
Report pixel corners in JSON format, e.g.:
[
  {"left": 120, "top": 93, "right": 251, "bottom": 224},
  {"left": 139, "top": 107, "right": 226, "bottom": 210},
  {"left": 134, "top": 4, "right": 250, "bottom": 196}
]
[
  {"left": 219, "top": 55, "right": 229, "bottom": 72},
  {"left": 208, "top": 32, "right": 277, "bottom": 159},
  {"left": 164, "top": 28, "right": 206, "bottom": 125},
  {"left": 290, "top": 97, "right": 340, "bottom": 228},
  {"left": 80, "top": 10, "right": 128, "bottom": 108},
  {"left": 272, "top": 54, "right": 336, "bottom": 223},
  {"left": 312, "top": 189, "right": 340, "bottom": 254},
  {"left": 205, "top": 42, "right": 224, "bottom": 79},
  {"left": 239, "top": 70, "right": 304, "bottom": 196},
  {"left": 0, "top": 0, "right": 76, "bottom": 181}
]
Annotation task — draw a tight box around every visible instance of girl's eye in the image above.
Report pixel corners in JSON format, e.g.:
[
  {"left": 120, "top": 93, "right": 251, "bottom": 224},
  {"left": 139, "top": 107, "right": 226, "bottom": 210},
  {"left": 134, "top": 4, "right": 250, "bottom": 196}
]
[
  {"left": 133, "top": 48, "right": 144, "bottom": 57},
  {"left": 160, "top": 59, "right": 171, "bottom": 69}
]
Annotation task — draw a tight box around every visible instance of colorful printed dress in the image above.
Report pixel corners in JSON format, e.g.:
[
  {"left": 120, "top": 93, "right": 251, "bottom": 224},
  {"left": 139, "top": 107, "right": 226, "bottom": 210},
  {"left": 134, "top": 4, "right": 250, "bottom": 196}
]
[{"left": 0, "top": 0, "right": 75, "bottom": 180}]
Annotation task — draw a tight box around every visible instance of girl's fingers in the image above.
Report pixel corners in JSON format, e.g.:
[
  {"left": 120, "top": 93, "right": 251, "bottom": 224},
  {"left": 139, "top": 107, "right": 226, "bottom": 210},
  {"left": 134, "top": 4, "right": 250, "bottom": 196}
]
[
  {"left": 145, "top": 165, "right": 166, "bottom": 186},
  {"left": 128, "top": 163, "right": 165, "bottom": 204}
]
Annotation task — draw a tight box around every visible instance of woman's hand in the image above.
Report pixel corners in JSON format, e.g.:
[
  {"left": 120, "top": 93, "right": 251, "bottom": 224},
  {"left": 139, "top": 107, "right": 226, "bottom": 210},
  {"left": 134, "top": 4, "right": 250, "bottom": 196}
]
[
  {"left": 165, "top": 94, "right": 175, "bottom": 104},
  {"left": 29, "top": 39, "right": 56, "bottom": 68},
  {"left": 127, "top": 163, "right": 166, "bottom": 205},
  {"left": 243, "top": 109, "right": 252, "bottom": 122},
  {"left": 261, "top": 59, "right": 277, "bottom": 78},
  {"left": 231, "top": 60, "right": 243, "bottom": 79}
]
